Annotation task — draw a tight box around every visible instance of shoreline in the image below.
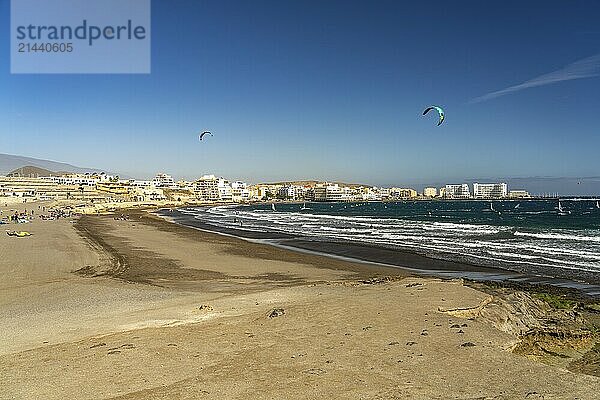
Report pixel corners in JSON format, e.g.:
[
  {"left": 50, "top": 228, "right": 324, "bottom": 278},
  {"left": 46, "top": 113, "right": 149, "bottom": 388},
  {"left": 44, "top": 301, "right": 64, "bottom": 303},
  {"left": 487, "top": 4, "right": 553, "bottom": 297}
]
[
  {"left": 156, "top": 207, "right": 600, "bottom": 299},
  {"left": 85, "top": 211, "right": 600, "bottom": 372},
  {"left": 2, "top": 204, "right": 599, "bottom": 398}
]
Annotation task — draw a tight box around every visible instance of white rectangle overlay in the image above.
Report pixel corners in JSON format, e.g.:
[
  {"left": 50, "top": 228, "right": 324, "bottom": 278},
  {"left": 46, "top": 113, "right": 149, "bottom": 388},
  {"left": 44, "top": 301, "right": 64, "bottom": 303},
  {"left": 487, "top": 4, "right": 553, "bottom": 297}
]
[{"left": 11, "top": 0, "right": 151, "bottom": 74}]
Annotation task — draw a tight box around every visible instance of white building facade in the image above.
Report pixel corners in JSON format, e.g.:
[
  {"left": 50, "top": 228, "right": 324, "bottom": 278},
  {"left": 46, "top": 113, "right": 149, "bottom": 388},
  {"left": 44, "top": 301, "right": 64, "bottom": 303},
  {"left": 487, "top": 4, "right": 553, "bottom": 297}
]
[
  {"left": 194, "top": 175, "right": 219, "bottom": 201},
  {"left": 473, "top": 183, "right": 508, "bottom": 199},
  {"left": 423, "top": 187, "right": 437, "bottom": 197},
  {"left": 444, "top": 184, "right": 471, "bottom": 199},
  {"left": 152, "top": 173, "right": 176, "bottom": 188}
]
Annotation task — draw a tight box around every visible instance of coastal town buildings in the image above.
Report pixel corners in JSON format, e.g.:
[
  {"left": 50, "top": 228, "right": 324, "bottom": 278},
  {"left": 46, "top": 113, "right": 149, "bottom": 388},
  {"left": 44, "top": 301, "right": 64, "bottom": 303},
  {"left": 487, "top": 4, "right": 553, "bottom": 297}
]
[
  {"left": 311, "top": 183, "right": 354, "bottom": 202},
  {"left": 444, "top": 184, "right": 471, "bottom": 199},
  {"left": 0, "top": 168, "right": 536, "bottom": 205},
  {"left": 509, "top": 190, "right": 531, "bottom": 198},
  {"left": 127, "top": 179, "right": 153, "bottom": 187},
  {"left": 152, "top": 173, "right": 176, "bottom": 188},
  {"left": 96, "top": 182, "right": 129, "bottom": 195},
  {"left": 231, "top": 181, "right": 250, "bottom": 202},
  {"left": 193, "top": 175, "right": 220, "bottom": 201},
  {"left": 390, "top": 188, "right": 417, "bottom": 199},
  {"left": 0, "top": 177, "right": 39, "bottom": 198},
  {"left": 217, "top": 178, "right": 233, "bottom": 202},
  {"left": 312, "top": 185, "right": 328, "bottom": 201},
  {"left": 473, "top": 183, "right": 508, "bottom": 199},
  {"left": 423, "top": 187, "right": 437, "bottom": 198},
  {"left": 251, "top": 186, "right": 270, "bottom": 200},
  {"left": 359, "top": 187, "right": 380, "bottom": 201},
  {"left": 278, "top": 185, "right": 298, "bottom": 200}
]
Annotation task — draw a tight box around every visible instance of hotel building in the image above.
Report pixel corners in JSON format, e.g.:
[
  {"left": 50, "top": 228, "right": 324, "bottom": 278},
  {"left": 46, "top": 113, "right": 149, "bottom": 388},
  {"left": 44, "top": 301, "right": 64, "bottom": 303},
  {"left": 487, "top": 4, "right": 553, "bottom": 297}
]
[
  {"left": 444, "top": 184, "right": 471, "bottom": 199},
  {"left": 423, "top": 187, "right": 438, "bottom": 198},
  {"left": 473, "top": 183, "right": 508, "bottom": 199}
]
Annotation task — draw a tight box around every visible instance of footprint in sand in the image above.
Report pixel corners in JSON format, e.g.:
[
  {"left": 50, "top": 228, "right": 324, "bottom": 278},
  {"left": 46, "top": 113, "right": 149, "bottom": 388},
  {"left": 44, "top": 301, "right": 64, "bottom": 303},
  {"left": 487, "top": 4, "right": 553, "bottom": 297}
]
[
  {"left": 525, "top": 392, "right": 544, "bottom": 399},
  {"left": 304, "top": 368, "right": 326, "bottom": 375},
  {"left": 107, "top": 343, "right": 135, "bottom": 355}
]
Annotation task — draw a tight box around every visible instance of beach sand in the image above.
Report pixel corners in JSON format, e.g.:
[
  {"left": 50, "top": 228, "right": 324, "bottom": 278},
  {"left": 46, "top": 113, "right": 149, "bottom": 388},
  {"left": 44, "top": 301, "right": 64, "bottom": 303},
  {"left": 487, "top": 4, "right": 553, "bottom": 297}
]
[{"left": 1, "top": 206, "right": 599, "bottom": 399}]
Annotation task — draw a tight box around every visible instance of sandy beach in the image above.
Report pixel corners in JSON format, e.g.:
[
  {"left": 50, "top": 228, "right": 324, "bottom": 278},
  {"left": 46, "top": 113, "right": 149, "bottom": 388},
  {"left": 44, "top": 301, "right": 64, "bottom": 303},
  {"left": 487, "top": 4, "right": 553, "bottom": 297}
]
[{"left": 1, "top": 204, "right": 599, "bottom": 399}]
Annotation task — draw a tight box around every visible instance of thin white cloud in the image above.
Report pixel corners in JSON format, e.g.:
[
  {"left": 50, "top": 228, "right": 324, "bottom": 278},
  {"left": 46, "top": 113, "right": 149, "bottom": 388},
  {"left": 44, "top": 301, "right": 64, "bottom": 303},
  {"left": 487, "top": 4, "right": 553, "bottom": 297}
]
[{"left": 471, "top": 53, "right": 600, "bottom": 103}]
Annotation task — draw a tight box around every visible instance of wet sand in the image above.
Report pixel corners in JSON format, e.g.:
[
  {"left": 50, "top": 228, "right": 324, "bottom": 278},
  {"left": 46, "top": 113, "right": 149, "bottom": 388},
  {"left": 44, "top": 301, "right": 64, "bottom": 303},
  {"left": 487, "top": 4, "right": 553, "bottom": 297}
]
[
  {"left": 159, "top": 208, "right": 600, "bottom": 296},
  {"left": 1, "top": 207, "right": 599, "bottom": 399}
]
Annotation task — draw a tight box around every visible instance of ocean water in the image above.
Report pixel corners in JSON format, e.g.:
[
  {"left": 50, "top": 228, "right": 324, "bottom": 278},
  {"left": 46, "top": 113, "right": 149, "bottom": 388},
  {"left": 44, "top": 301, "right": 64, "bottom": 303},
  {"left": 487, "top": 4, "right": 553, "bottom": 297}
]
[{"left": 178, "top": 200, "right": 600, "bottom": 285}]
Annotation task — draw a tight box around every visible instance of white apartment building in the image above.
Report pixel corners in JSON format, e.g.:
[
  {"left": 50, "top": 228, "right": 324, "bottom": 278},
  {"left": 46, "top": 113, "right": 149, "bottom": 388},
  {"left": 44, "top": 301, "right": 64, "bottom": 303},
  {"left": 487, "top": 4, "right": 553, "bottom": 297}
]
[
  {"left": 277, "top": 185, "right": 306, "bottom": 200},
  {"left": 473, "top": 183, "right": 508, "bottom": 199},
  {"left": 423, "top": 187, "right": 437, "bottom": 197},
  {"left": 152, "top": 173, "right": 176, "bottom": 188},
  {"left": 194, "top": 175, "right": 219, "bottom": 201},
  {"left": 312, "top": 184, "right": 352, "bottom": 202},
  {"left": 126, "top": 179, "right": 152, "bottom": 187},
  {"left": 326, "top": 185, "right": 342, "bottom": 201},
  {"left": 361, "top": 187, "right": 382, "bottom": 201},
  {"left": 277, "top": 185, "right": 296, "bottom": 199},
  {"left": 390, "top": 188, "right": 417, "bottom": 199},
  {"left": 42, "top": 173, "right": 110, "bottom": 186},
  {"left": 43, "top": 176, "right": 98, "bottom": 186},
  {"left": 378, "top": 188, "right": 391, "bottom": 199},
  {"left": 444, "top": 184, "right": 471, "bottom": 199},
  {"left": 509, "top": 190, "right": 531, "bottom": 199},
  {"left": 217, "top": 178, "right": 233, "bottom": 202},
  {"left": 231, "top": 181, "right": 250, "bottom": 202}
]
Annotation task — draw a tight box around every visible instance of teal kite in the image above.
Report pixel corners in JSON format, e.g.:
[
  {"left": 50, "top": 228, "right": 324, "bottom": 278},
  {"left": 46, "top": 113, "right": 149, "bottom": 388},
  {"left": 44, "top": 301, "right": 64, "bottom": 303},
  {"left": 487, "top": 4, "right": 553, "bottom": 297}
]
[{"left": 422, "top": 106, "right": 445, "bottom": 126}]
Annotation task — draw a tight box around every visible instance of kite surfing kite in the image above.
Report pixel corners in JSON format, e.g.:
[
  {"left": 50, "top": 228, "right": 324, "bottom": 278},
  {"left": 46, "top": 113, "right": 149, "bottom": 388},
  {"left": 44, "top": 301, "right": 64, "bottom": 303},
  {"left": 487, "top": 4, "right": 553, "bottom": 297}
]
[
  {"left": 422, "top": 106, "right": 445, "bottom": 126},
  {"left": 199, "top": 131, "right": 213, "bottom": 141}
]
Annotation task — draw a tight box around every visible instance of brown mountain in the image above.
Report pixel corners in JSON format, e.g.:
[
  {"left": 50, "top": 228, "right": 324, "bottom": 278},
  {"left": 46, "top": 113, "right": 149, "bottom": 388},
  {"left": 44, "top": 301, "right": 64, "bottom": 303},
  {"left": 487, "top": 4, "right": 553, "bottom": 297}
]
[
  {"left": 7, "top": 165, "right": 59, "bottom": 177},
  {"left": 0, "top": 153, "right": 105, "bottom": 176}
]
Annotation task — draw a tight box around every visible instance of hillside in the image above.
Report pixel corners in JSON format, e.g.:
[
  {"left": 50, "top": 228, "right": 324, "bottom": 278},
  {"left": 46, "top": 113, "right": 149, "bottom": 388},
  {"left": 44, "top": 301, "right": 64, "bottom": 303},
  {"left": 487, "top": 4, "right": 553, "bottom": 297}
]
[
  {"left": 0, "top": 153, "right": 104, "bottom": 176},
  {"left": 6, "top": 166, "right": 58, "bottom": 177}
]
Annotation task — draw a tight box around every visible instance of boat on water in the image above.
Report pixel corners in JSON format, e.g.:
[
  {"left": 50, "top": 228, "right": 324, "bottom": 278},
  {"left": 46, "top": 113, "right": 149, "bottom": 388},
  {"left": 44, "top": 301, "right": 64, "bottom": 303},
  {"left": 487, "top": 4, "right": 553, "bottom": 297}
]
[
  {"left": 300, "top": 203, "right": 310, "bottom": 211},
  {"left": 271, "top": 203, "right": 276, "bottom": 211},
  {"left": 596, "top": 200, "right": 600, "bottom": 209}
]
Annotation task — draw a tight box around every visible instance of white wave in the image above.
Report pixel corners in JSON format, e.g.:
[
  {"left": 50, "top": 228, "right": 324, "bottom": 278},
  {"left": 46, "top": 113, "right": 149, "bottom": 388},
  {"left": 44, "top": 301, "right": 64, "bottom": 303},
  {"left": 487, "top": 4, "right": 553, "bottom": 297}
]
[
  {"left": 182, "top": 205, "right": 600, "bottom": 275},
  {"left": 515, "top": 231, "right": 600, "bottom": 243}
]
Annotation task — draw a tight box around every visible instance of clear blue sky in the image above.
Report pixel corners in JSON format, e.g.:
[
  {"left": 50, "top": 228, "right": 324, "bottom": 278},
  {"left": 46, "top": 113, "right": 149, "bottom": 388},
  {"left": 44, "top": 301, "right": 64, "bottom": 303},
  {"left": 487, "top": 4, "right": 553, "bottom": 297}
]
[{"left": 1, "top": 0, "right": 599, "bottom": 186}]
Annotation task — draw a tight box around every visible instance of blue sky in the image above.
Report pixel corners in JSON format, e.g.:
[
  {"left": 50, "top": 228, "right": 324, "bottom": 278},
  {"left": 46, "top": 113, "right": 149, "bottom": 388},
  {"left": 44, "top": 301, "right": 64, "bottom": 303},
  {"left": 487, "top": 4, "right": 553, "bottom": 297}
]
[{"left": 1, "top": 0, "right": 599, "bottom": 187}]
